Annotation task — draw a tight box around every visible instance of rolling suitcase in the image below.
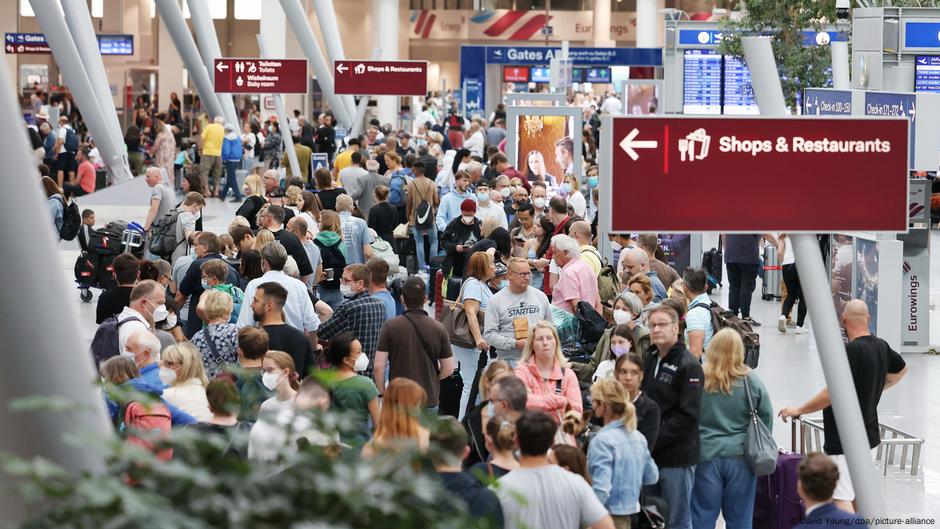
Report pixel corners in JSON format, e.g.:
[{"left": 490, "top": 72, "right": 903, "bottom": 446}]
[
  {"left": 434, "top": 270, "right": 446, "bottom": 320},
  {"left": 753, "top": 422, "right": 805, "bottom": 529},
  {"left": 762, "top": 244, "right": 783, "bottom": 301},
  {"left": 702, "top": 238, "right": 723, "bottom": 294}
]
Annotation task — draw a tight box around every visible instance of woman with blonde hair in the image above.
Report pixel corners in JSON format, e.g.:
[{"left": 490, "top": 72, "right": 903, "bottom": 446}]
[
  {"left": 561, "top": 174, "right": 586, "bottom": 219},
  {"left": 160, "top": 342, "right": 212, "bottom": 422},
  {"left": 314, "top": 209, "right": 348, "bottom": 310},
  {"left": 259, "top": 350, "right": 300, "bottom": 416},
  {"left": 587, "top": 377, "right": 659, "bottom": 528},
  {"left": 691, "top": 328, "right": 773, "bottom": 529},
  {"left": 361, "top": 378, "right": 429, "bottom": 458},
  {"left": 190, "top": 289, "right": 239, "bottom": 378},
  {"left": 236, "top": 173, "right": 268, "bottom": 229},
  {"left": 285, "top": 185, "right": 304, "bottom": 216},
  {"left": 524, "top": 149, "right": 555, "bottom": 186},
  {"left": 514, "top": 320, "right": 582, "bottom": 417},
  {"left": 252, "top": 228, "right": 276, "bottom": 252}
]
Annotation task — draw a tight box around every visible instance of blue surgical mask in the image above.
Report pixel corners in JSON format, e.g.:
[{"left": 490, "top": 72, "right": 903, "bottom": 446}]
[
  {"left": 201, "top": 279, "right": 210, "bottom": 290},
  {"left": 476, "top": 192, "right": 489, "bottom": 203},
  {"left": 499, "top": 280, "right": 509, "bottom": 290},
  {"left": 189, "top": 247, "right": 197, "bottom": 260},
  {"left": 560, "top": 182, "right": 572, "bottom": 194},
  {"left": 587, "top": 176, "right": 598, "bottom": 188}
]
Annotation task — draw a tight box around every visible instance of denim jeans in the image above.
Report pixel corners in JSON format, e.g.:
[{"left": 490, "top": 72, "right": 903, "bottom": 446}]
[
  {"left": 413, "top": 225, "right": 439, "bottom": 271},
  {"left": 220, "top": 161, "right": 243, "bottom": 200},
  {"left": 691, "top": 456, "right": 756, "bottom": 529},
  {"left": 654, "top": 466, "right": 696, "bottom": 529}
]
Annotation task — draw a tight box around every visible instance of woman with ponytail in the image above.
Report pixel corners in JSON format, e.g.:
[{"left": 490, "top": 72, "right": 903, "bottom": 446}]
[
  {"left": 258, "top": 350, "right": 300, "bottom": 416},
  {"left": 587, "top": 377, "right": 659, "bottom": 528},
  {"left": 468, "top": 412, "right": 520, "bottom": 483}
]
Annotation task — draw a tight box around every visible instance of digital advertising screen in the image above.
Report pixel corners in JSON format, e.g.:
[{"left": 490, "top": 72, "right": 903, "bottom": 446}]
[
  {"left": 530, "top": 67, "right": 551, "bottom": 83},
  {"left": 625, "top": 83, "right": 659, "bottom": 115},
  {"left": 830, "top": 234, "right": 854, "bottom": 322},
  {"left": 515, "top": 114, "right": 576, "bottom": 189},
  {"left": 915, "top": 55, "right": 940, "bottom": 92},
  {"left": 503, "top": 66, "right": 529, "bottom": 83},
  {"left": 683, "top": 49, "right": 722, "bottom": 115}
]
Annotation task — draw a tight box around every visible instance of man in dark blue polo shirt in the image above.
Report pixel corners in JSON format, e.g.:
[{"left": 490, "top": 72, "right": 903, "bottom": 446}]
[{"left": 723, "top": 233, "right": 777, "bottom": 326}]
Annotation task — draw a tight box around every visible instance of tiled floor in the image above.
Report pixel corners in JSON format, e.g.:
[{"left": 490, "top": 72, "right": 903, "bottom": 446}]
[{"left": 59, "top": 178, "right": 940, "bottom": 519}]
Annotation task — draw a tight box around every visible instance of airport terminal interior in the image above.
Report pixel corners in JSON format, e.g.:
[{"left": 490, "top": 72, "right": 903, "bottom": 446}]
[{"left": 4, "top": 0, "right": 940, "bottom": 527}]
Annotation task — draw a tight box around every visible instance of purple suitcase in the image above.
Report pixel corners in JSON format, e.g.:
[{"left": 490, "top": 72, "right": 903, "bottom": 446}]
[{"left": 753, "top": 450, "right": 805, "bottom": 529}]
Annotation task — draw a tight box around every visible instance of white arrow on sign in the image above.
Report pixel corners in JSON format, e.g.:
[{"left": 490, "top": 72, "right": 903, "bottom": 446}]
[
  {"left": 216, "top": 62, "right": 228, "bottom": 72},
  {"left": 619, "top": 128, "right": 658, "bottom": 161},
  {"left": 336, "top": 63, "right": 348, "bottom": 74}
]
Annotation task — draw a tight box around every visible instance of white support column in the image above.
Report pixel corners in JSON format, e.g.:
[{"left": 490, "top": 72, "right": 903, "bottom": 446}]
[
  {"left": 593, "top": 0, "right": 614, "bottom": 47},
  {"left": 157, "top": 1, "right": 186, "bottom": 115},
  {"left": 258, "top": 34, "right": 302, "bottom": 179},
  {"left": 187, "top": 0, "right": 240, "bottom": 128},
  {"left": 311, "top": 0, "right": 357, "bottom": 117},
  {"left": 831, "top": 41, "right": 851, "bottom": 90},
  {"left": 635, "top": 0, "right": 665, "bottom": 48},
  {"left": 373, "top": 0, "right": 399, "bottom": 126},
  {"left": 0, "top": 0, "right": 17, "bottom": 87}
]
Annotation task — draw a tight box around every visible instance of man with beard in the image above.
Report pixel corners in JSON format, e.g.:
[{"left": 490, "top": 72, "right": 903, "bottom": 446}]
[
  {"left": 249, "top": 282, "right": 316, "bottom": 379},
  {"left": 237, "top": 242, "right": 319, "bottom": 338}
]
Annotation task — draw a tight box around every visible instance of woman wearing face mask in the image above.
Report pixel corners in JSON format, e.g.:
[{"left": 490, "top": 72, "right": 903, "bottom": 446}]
[
  {"left": 592, "top": 324, "right": 634, "bottom": 381},
  {"left": 526, "top": 216, "right": 555, "bottom": 291},
  {"left": 514, "top": 320, "right": 582, "bottom": 417},
  {"left": 561, "top": 174, "right": 586, "bottom": 219},
  {"left": 160, "top": 342, "right": 213, "bottom": 422},
  {"left": 587, "top": 377, "right": 659, "bottom": 527},
  {"left": 259, "top": 350, "right": 300, "bottom": 415},
  {"left": 571, "top": 292, "right": 649, "bottom": 384},
  {"left": 171, "top": 192, "right": 205, "bottom": 264},
  {"left": 441, "top": 199, "right": 482, "bottom": 278},
  {"left": 452, "top": 252, "right": 495, "bottom": 419},
  {"left": 468, "top": 413, "right": 520, "bottom": 483},
  {"left": 615, "top": 352, "right": 660, "bottom": 450},
  {"left": 325, "top": 331, "right": 380, "bottom": 446},
  {"left": 235, "top": 173, "right": 267, "bottom": 230}
]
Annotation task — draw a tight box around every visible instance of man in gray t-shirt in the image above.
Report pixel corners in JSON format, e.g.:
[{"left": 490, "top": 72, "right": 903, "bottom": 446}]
[
  {"left": 144, "top": 167, "right": 175, "bottom": 231},
  {"left": 483, "top": 258, "right": 553, "bottom": 365},
  {"left": 497, "top": 411, "right": 613, "bottom": 529}
]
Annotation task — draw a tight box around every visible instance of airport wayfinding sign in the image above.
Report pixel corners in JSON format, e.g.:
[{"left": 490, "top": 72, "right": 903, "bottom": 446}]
[
  {"left": 213, "top": 58, "right": 308, "bottom": 94},
  {"left": 601, "top": 116, "right": 909, "bottom": 233},
  {"left": 334, "top": 60, "right": 428, "bottom": 96}
]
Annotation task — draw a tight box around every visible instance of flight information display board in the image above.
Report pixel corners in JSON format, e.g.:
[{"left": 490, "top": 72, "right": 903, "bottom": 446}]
[
  {"left": 683, "top": 49, "right": 722, "bottom": 115},
  {"left": 722, "top": 55, "right": 759, "bottom": 115},
  {"left": 915, "top": 55, "right": 940, "bottom": 92}
]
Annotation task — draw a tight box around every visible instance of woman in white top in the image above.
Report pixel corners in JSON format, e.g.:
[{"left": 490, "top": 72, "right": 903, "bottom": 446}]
[
  {"left": 299, "top": 191, "right": 321, "bottom": 238},
  {"left": 259, "top": 350, "right": 300, "bottom": 416},
  {"left": 160, "top": 342, "right": 212, "bottom": 422},
  {"left": 171, "top": 192, "right": 205, "bottom": 264},
  {"left": 592, "top": 324, "right": 634, "bottom": 382},
  {"left": 240, "top": 122, "right": 256, "bottom": 171},
  {"left": 463, "top": 122, "right": 486, "bottom": 158},
  {"left": 452, "top": 251, "right": 496, "bottom": 420},
  {"left": 776, "top": 234, "right": 807, "bottom": 333},
  {"left": 561, "top": 174, "right": 587, "bottom": 219}
]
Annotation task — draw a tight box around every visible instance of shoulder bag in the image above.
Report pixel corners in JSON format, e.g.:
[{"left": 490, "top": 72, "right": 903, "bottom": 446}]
[
  {"left": 743, "top": 374, "right": 777, "bottom": 476},
  {"left": 438, "top": 280, "right": 485, "bottom": 349},
  {"left": 404, "top": 313, "right": 462, "bottom": 418}
]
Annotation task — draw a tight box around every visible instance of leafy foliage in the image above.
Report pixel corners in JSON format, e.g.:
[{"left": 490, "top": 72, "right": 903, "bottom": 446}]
[
  {"left": 2, "top": 404, "right": 495, "bottom": 529},
  {"left": 718, "top": 0, "right": 840, "bottom": 110}
]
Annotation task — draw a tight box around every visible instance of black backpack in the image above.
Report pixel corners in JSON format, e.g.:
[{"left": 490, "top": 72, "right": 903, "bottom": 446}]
[
  {"left": 56, "top": 196, "right": 82, "bottom": 241},
  {"left": 90, "top": 316, "right": 142, "bottom": 371},
  {"left": 575, "top": 301, "right": 608, "bottom": 347},
  {"left": 690, "top": 300, "right": 760, "bottom": 368},
  {"left": 64, "top": 127, "right": 79, "bottom": 153},
  {"left": 414, "top": 180, "right": 434, "bottom": 230},
  {"left": 148, "top": 209, "right": 182, "bottom": 259},
  {"left": 315, "top": 239, "right": 346, "bottom": 289}
]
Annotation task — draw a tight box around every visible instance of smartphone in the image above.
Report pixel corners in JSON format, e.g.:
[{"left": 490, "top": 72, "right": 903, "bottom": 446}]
[{"left": 325, "top": 268, "right": 334, "bottom": 281}]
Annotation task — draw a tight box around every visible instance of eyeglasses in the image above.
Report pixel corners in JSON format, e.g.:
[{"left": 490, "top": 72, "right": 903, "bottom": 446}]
[
  {"left": 649, "top": 321, "right": 676, "bottom": 329},
  {"left": 510, "top": 270, "right": 532, "bottom": 277}
]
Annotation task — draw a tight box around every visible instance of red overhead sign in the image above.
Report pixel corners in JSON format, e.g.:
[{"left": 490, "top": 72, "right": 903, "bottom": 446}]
[
  {"left": 334, "top": 60, "right": 428, "bottom": 96},
  {"left": 603, "top": 116, "right": 909, "bottom": 233},
  {"left": 213, "top": 58, "right": 307, "bottom": 94}
]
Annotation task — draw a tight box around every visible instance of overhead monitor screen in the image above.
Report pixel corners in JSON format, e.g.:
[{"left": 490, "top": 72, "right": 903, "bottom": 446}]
[
  {"left": 585, "top": 67, "right": 611, "bottom": 84},
  {"left": 570, "top": 67, "right": 586, "bottom": 83},
  {"left": 624, "top": 83, "right": 659, "bottom": 115},
  {"left": 503, "top": 66, "right": 529, "bottom": 83},
  {"left": 530, "top": 67, "right": 551, "bottom": 83},
  {"left": 722, "top": 55, "right": 760, "bottom": 115},
  {"left": 915, "top": 55, "right": 940, "bottom": 92},
  {"left": 683, "top": 49, "right": 722, "bottom": 115}
]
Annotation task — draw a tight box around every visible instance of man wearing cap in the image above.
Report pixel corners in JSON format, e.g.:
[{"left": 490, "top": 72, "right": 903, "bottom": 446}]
[
  {"left": 221, "top": 123, "right": 244, "bottom": 202},
  {"left": 441, "top": 199, "right": 482, "bottom": 278},
  {"left": 200, "top": 116, "right": 226, "bottom": 197}
]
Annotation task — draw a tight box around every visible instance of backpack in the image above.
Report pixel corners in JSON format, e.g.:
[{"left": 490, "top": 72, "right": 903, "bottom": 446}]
[
  {"left": 597, "top": 262, "right": 621, "bottom": 307},
  {"left": 213, "top": 283, "right": 244, "bottom": 324},
  {"left": 148, "top": 209, "right": 182, "bottom": 259},
  {"left": 117, "top": 400, "right": 173, "bottom": 461},
  {"left": 315, "top": 239, "right": 347, "bottom": 289},
  {"left": 690, "top": 301, "right": 760, "bottom": 368},
  {"left": 413, "top": 180, "right": 434, "bottom": 230},
  {"left": 389, "top": 171, "right": 407, "bottom": 207},
  {"left": 64, "top": 127, "right": 79, "bottom": 153},
  {"left": 56, "top": 196, "right": 82, "bottom": 241},
  {"left": 575, "top": 301, "right": 608, "bottom": 347},
  {"left": 90, "top": 316, "right": 143, "bottom": 370}
]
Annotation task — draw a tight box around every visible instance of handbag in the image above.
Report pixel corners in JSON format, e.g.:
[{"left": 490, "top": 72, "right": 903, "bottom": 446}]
[
  {"left": 393, "top": 222, "right": 410, "bottom": 239},
  {"left": 370, "top": 237, "right": 400, "bottom": 275},
  {"left": 439, "top": 281, "right": 485, "bottom": 349},
  {"left": 404, "top": 314, "right": 462, "bottom": 418},
  {"left": 743, "top": 374, "right": 777, "bottom": 476}
]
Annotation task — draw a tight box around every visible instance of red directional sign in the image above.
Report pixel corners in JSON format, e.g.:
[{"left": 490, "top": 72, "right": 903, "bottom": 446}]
[
  {"left": 334, "top": 60, "right": 428, "bottom": 96},
  {"left": 213, "top": 58, "right": 307, "bottom": 94},
  {"left": 602, "top": 116, "right": 909, "bottom": 233}
]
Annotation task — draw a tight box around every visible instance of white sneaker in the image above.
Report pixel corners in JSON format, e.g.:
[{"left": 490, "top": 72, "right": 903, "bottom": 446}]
[
  {"left": 778, "top": 315, "right": 787, "bottom": 333},
  {"left": 793, "top": 326, "right": 809, "bottom": 334}
]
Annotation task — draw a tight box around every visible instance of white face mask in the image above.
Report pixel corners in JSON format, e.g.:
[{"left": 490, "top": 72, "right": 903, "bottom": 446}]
[
  {"left": 120, "top": 350, "right": 136, "bottom": 362},
  {"left": 158, "top": 367, "right": 177, "bottom": 385},
  {"left": 613, "top": 309, "right": 632, "bottom": 325},
  {"left": 161, "top": 313, "right": 178, "bottom": 329},
  {"left": 353, "top": 354, "right": 370, "bottom": 372},
  {"left": 461, "top": 214, "right": 476, "bottom": 224},
  {"left": 610, "top": 240, "right": 623, "bottom": 252},
  {"left": 151, "top": 303, "right": 169, "bottom": 323},
  {"left": 340, "top": 284, "right": 354, "bottom": 298},
  {"left": 262, "top": 371, "right": 281, "bottom": 390},
  {"left": 533, "top": 197, "right": 546, "bottom": 209},
  {"left": 500, "top": 187, "right": 511, "bottom": 198}
]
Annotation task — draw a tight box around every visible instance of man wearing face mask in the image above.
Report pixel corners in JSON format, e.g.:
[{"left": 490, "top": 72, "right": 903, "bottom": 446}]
[
  {"left": 317, "top": 264, "right": 387, "bottom": 379},
  {"left": 116, "top": 280, "right": 166, "bottom": 353},
  {"left": 177, "top": 232, "right": 241, "bottom": 338},
  {"left": 441, "top": 199, "right": 483, "bottom": 278},
  {"left": 530, "top": 182, "right": 548, "bottom": 216},
  {"left": 506, "top": 186, "right": 529, "bottom": 228},
  {"left": 117, "top": 330, "right": 197, "bottom": 426},
  {"left": 474, "top": 182, "right": 508, "bottom": 231},
  {"left": 251, "top": 282, "right": 316, "bottom": 379}
]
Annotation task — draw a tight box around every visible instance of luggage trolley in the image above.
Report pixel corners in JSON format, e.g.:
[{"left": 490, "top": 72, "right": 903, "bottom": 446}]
[{"left": 75, "top": 221, "right": 146, "bottom": 302}]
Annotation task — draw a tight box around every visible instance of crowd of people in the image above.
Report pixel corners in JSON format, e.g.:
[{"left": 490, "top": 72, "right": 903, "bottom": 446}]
[{"left": 33, "top": 94, "right": 908, "bottom": 529}]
